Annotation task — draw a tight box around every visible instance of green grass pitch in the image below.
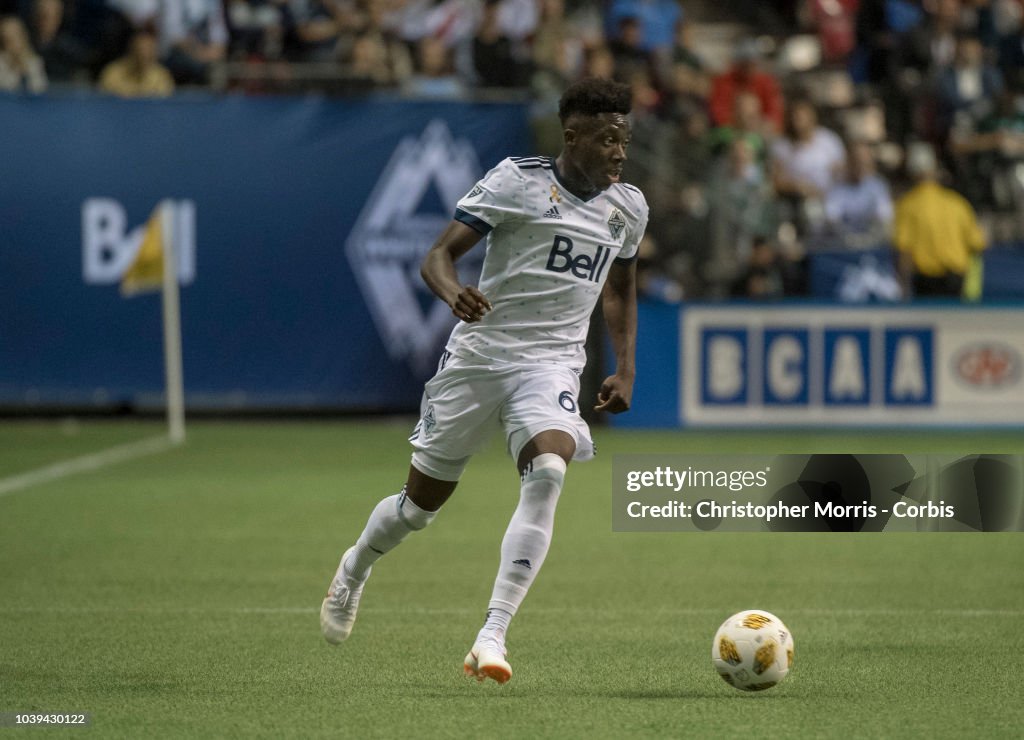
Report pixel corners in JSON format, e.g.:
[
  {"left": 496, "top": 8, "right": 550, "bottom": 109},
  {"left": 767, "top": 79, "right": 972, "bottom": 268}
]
[{"left": 1, "top": 420, "right": 1022, "bottom": 738}]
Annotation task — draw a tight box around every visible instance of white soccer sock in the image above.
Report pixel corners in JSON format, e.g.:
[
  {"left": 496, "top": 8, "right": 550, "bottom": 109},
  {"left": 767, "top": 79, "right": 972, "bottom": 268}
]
[
  {"left": 481, "top": 453, "right": 566, "bottom": 640},
  {"left": 345, "top": 488, "right": 436, "bottom": 582},
  {"left": 478, "top": 607, "right": 513, "bottom": 645}
]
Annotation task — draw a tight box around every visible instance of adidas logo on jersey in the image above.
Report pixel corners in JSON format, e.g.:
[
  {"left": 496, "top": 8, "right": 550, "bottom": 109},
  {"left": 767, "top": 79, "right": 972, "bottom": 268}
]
[{"left": 543, "top": 205, "right": 562, "bottom": 219}]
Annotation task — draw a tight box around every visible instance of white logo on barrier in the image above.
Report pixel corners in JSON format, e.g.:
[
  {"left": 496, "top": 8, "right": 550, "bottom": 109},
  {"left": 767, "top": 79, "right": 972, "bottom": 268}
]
[
  {"left": 82, "top": 198, "right": 196, "bottom": 285},
  {"left": 345, "top": 121, "right": 482, "bottom": 375},
  {"left": 837, "top": 255, "right": 902, "bottom": 303}
]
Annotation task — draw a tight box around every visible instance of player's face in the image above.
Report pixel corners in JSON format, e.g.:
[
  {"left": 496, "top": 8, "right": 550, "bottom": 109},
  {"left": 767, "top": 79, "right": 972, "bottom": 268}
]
[{"left": 565, "top": 113, "right": 631, "bottom": 191}]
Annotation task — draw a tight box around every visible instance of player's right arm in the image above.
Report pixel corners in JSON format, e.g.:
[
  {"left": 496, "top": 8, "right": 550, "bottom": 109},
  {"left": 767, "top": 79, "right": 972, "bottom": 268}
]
[
  {"left": 425, "top": 157, "right": 523, "bottom": 322},
  {"left": 420, "top": 221, "right": 492, "bottom": 323}
]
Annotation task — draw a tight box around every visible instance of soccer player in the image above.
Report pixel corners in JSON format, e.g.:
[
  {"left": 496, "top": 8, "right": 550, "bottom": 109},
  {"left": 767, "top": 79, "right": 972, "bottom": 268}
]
[{"left": 320, "top": 77, "right": 648, "bottom": 684}]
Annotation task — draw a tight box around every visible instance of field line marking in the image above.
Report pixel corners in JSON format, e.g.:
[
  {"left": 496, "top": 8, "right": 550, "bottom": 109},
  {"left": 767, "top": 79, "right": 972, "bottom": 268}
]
[
  {"left": 0, "top": 435, "right": 174, "bottom": 498},
  {"left": 0, "top": 606, "right": 1022, "bottom": 617}
]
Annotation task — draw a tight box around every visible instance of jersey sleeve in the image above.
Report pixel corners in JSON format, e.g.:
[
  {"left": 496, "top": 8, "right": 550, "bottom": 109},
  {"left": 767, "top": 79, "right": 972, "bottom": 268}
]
[
  {"left": 454, "top": 158, "right": 526, "bottom": 235},
  {"left": 616, "top": 190, "right": 649, "bottom": 263}
]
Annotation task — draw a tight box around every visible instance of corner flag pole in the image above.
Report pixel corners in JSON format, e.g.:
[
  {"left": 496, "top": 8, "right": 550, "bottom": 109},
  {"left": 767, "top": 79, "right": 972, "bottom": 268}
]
[{"left": 160, "top": 200, "right": 186, "bottom": 445}]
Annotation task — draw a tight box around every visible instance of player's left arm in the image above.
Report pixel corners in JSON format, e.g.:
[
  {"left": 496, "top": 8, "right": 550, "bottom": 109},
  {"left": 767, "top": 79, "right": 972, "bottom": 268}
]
[{"left": 595, "top": 258, "right": 637, "bottom": 414}]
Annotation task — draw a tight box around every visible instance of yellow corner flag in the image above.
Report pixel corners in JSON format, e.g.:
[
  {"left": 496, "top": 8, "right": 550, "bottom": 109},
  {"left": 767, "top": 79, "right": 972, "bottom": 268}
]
[
  {"left": 962, "top": 254, "right": 984, "bottom": 303},
  {"left": 120, "top": 205, "right": 166, "bottom": 296}
]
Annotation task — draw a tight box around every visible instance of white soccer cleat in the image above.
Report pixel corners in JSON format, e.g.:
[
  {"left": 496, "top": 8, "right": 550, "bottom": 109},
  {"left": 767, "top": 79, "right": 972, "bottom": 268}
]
[
  {"left": 463, "top": 637, "right": 512, "bottom": 684},
  {"left": 320, "top": 547, "right": 368, "bottom": 645}
]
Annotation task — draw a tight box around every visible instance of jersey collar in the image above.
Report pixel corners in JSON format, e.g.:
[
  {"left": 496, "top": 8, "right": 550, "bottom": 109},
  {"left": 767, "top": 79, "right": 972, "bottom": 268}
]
[{"left": 549, "top": 157, "right": 603, "bottom": 203}]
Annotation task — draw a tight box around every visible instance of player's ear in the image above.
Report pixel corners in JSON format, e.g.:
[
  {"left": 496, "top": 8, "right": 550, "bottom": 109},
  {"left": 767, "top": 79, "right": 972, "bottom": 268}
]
[{"left": 562, "top": 126, "right": 577, "bottom": 147}]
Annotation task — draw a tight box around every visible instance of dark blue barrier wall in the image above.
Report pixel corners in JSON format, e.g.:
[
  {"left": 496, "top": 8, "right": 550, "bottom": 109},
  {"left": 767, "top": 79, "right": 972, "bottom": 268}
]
[
  {"left": 808, "top": 246, "right": 1024, "bottom": 301},
  {"left": 0, "top": 95, "right": 530, "bottom": 410}
]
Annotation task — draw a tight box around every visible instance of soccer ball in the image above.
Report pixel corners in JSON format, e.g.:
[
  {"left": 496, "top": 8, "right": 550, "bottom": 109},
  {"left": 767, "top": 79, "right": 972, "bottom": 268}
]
[{"left": 711, "top": 610, "right": 793, "bottom": 691}]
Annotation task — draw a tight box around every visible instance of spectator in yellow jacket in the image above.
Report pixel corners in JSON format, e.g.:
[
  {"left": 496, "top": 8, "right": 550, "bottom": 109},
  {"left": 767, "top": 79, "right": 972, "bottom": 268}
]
[
  {"left": 894, "top": 142, "right": 987, "bottom": 298},
  {"left": 98, "top": 29, "right": 174, "bottom": 99}
]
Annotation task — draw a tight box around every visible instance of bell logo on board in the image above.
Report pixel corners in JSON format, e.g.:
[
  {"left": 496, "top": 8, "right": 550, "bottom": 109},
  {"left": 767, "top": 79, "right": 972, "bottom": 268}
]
[{"left": 82, "top": 198, "right": 196, "bottom": 286}]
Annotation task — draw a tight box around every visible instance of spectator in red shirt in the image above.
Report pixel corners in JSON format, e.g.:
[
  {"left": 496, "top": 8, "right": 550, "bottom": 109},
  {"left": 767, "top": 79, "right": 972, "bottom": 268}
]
[
  {"left": 709, "top": 38, "right": 784, "bottom": 135},
  {"left": 807, "top": 0, "right": 859, "bottom": 65}
]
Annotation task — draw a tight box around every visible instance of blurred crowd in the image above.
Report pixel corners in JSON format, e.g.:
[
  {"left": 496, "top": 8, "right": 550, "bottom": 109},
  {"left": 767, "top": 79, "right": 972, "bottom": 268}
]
[{"left": 2, "top": 0, "right": 1022, "bottom": 299}]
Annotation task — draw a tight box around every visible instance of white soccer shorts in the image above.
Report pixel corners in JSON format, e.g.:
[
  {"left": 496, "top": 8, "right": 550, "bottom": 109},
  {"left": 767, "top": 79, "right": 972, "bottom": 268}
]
[{"left": 408, "top": 352, "right": 595, "bottom": 481}]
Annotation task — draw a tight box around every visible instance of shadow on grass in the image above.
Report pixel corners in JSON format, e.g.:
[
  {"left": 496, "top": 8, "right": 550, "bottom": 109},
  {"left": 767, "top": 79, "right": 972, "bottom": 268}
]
[
  {"left": 594, "top": 688, "right": 800, "bottom": 700},
  {"left": 404, "top": 684, "right": 802, "bottom": 701}
]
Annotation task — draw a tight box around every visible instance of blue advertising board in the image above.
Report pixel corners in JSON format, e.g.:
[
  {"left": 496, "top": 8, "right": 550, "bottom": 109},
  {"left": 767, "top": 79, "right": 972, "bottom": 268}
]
[
  {"left": 613, "top": 304, "right": 1024, "bottom": 429},
  {"left": 0, "top": 95, "right": 530, "bottom": 410}
]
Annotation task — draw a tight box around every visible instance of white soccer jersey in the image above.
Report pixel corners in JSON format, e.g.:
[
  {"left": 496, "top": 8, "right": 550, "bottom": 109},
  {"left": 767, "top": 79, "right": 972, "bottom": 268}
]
[{"left": 448, "top": 156, "right": 649, "bottom": 370}]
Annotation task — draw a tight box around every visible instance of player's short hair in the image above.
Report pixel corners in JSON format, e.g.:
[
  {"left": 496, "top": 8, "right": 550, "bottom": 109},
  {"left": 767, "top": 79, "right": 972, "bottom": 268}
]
[{"left": 558, "top": 78, "right": 632, "bottom": 125}]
